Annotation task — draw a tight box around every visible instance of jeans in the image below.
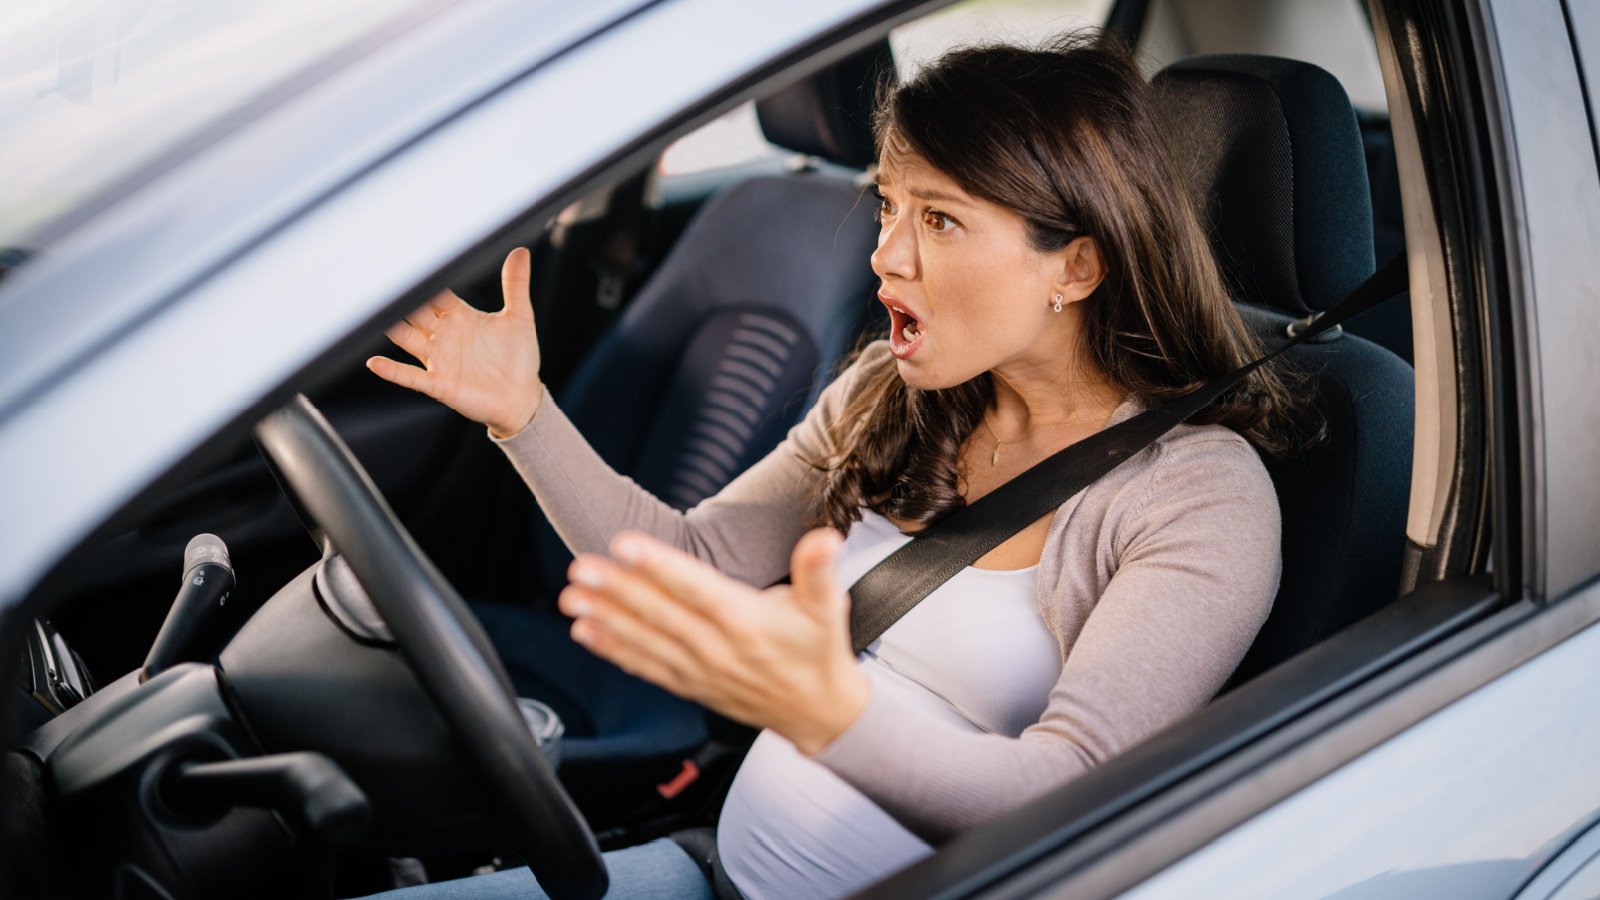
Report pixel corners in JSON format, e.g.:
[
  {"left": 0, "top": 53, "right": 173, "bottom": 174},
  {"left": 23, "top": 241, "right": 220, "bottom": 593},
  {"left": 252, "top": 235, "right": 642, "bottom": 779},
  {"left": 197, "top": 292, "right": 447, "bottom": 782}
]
[{"left": 363, "top": 838, "right": 713, "bottom": 899}]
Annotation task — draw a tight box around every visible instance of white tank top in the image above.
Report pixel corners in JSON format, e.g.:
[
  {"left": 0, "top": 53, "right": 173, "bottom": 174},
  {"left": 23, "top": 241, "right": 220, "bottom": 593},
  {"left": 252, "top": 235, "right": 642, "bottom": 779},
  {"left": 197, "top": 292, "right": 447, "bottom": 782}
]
[{"left": 717, "top": 510, "right": 1062, "bottom": 900}]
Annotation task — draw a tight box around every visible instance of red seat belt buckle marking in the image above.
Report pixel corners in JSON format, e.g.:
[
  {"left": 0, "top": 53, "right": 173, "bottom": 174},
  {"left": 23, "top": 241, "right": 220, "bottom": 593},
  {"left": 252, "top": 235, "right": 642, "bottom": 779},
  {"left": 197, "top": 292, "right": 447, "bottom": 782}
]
[{"left": 656, "top": 759, "right": 700, "bottom": 799}]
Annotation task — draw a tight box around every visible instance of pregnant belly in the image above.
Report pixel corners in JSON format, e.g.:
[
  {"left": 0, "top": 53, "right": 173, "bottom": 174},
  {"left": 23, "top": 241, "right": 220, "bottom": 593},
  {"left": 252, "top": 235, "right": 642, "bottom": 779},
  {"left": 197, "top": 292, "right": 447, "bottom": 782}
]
[{"left": 716, "top": 661, "right": 981, "bottom": 900}]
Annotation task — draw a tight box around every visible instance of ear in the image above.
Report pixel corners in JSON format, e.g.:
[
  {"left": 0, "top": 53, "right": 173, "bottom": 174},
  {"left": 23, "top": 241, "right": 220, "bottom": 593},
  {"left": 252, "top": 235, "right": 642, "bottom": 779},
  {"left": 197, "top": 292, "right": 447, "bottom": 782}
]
[{"left": 1053, "top": 236, "right": 1107, "bottom": 305}]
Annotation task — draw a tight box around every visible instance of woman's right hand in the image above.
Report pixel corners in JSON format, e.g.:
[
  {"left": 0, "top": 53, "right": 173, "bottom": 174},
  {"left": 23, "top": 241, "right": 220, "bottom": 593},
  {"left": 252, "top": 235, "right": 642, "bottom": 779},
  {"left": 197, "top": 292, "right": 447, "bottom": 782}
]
[{"left": 366, "top": 247, "right": 544, "bottom": 438}]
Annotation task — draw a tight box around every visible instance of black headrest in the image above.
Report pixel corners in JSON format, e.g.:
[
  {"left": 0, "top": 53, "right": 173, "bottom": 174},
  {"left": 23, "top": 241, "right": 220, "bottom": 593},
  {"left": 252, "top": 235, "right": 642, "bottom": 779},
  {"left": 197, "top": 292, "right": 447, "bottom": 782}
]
[
  {"left": 1153, "top": 55, "right": 1375, "bottom": 315},
  {"left": 755, "top": 40, "right": 893, "bottom": 169}
]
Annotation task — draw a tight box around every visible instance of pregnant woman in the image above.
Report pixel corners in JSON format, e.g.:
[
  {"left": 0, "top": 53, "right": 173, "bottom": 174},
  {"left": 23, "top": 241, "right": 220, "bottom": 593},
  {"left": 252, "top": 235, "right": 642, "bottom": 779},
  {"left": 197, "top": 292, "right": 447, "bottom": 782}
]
[{"left": 366, "top": 33, "right": 1296, "bottom": 900}]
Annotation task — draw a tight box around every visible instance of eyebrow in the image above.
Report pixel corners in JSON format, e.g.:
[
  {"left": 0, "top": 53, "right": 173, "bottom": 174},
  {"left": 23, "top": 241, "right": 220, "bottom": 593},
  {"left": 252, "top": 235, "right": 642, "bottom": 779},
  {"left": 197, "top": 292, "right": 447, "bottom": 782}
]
[
  {"left": 873, "top": 177, "right": 973, "bottom": 207},
  {"left": 910, "top": 186, "right": 972, "bottom": 206}
]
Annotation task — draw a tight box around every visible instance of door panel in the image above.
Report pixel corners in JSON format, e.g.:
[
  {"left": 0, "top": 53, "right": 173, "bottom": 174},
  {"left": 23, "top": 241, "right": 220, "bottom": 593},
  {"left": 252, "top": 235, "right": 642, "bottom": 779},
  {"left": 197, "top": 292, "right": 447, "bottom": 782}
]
[{"left": 1114, "top": 592, "right": 1600, "bottom": 899}]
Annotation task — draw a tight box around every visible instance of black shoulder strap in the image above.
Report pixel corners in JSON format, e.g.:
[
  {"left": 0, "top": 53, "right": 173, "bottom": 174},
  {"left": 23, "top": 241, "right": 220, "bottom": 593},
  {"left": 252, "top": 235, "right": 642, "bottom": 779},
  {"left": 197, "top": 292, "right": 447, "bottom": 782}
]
[{"left": 846, "top": 254, "right": 1409, "bottom": 654}]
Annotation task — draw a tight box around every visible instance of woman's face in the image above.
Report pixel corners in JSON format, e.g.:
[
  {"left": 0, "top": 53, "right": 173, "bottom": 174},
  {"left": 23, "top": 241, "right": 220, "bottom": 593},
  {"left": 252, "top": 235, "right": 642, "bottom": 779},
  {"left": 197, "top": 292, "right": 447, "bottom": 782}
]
[{"left": 870, "top": 143, "right": 1102, "bottom": 392}]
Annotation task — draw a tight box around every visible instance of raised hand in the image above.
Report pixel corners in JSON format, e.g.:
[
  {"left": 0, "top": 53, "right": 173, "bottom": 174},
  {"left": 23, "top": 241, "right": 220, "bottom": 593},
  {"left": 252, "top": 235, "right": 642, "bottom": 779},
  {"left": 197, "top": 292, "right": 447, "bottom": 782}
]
[
  {"left": 559, "top": 529, "right": 871, "bottom": 756},
  {"left": 366, "top": 247, "right": 544, "bottom": 438}
]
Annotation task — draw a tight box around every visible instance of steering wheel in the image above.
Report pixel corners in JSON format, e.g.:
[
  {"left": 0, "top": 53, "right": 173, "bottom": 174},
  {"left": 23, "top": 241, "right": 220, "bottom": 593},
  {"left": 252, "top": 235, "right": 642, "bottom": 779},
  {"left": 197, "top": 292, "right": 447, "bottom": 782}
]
[{"left": 253, "top": 395, "right": 608, "bottom": 900}]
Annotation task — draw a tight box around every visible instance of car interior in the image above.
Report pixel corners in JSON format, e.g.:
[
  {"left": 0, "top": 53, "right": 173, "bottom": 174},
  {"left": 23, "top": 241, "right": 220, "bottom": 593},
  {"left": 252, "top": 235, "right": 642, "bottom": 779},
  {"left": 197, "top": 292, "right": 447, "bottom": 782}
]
[{"left": 4, "top": 0, "right": 1438, "bottom": 897}]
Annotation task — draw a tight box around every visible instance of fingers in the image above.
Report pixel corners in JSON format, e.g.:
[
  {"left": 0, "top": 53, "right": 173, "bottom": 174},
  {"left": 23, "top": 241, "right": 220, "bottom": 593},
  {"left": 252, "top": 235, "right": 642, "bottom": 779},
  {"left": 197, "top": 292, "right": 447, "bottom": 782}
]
[
  {"left": 411, "top": 249, "right": 532, "bottom": 323},
  {"left": 384, "top": 319, "right": 430, "bottom": 363},
  {"left": 563, "top": 586, "right": 703, "bottom": 696},
  {"left": 424, "top": 288, "right": 465, "bottom": 317},
  {"left": 365, "top": 355, "right": 431, "bottom": 394},
  {"left": 501, "top": 247, "right": 533, "bottom": 318},
  {"left": 609, "top": 532, "right": 749, "bottom": 622},
  {"left": 566, "top": 554, "right": 725, "bottom": 650},
  {"left": 789, "top": 528, "right": 848, "bottom": 621}
]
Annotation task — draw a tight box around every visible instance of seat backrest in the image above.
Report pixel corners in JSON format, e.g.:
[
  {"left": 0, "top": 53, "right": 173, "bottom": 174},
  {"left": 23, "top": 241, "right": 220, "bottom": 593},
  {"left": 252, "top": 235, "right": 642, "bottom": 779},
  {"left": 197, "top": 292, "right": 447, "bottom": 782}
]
[
  {"left": 532, "top": 42, "right": 890, "bottom": 596},
  {"left": 1153, "top": 55, "right": 1415, "bottom": 683},
  {"left": 1154, "top": 53, "right": 1412, "bottom": 363}
]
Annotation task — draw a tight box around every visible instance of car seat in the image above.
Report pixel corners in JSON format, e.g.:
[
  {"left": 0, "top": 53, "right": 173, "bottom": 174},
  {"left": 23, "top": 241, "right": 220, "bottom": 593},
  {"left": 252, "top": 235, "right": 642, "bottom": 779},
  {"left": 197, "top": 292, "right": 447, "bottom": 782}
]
[
  {"left": 532, "top": 43, "right": 891, "bottom": 595},
  {"left": 482, "top": 42, "right": 892, "bottom": 802},
  {"left": 1151, "top": 55, "right": 1416, "bottom": 684}
]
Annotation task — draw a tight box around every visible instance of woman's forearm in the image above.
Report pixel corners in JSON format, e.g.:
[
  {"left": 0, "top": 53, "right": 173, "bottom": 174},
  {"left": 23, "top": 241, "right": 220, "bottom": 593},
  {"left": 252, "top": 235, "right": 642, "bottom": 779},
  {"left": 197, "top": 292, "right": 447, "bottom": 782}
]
[
  {"left": 494, "top": 345, "right": 877, "bottom": 588},
  {"left": 492, "top": 388, "right": 818, "bottom": 589}
]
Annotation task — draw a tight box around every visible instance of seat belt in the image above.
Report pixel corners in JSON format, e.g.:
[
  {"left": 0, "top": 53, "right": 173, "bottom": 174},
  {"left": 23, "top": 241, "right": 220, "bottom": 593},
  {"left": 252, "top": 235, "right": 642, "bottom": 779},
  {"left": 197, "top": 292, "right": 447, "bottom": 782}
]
[{"left": 846, "top": 253, "right": 1411, "bottom": 654}]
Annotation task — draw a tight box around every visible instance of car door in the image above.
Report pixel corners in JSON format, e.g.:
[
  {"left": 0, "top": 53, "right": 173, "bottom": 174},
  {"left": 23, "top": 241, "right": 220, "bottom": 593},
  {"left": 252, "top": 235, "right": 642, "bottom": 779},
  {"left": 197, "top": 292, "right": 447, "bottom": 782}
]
[{"left": 853, "top": 0, "right": 1600, "bottom": 896}]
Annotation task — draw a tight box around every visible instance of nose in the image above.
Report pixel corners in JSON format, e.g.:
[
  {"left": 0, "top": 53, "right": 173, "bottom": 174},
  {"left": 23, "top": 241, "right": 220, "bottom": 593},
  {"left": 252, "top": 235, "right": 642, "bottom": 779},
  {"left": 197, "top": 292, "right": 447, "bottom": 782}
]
[{"left": 870, "top": 211, "right": 918, "bottom": 282}]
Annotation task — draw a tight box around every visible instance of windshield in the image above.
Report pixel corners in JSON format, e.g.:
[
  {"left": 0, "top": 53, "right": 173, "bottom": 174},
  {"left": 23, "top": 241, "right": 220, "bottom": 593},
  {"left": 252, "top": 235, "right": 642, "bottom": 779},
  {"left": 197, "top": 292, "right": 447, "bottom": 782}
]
[{"left": 0, "top": 0, "right": 442, "bottom": 252}]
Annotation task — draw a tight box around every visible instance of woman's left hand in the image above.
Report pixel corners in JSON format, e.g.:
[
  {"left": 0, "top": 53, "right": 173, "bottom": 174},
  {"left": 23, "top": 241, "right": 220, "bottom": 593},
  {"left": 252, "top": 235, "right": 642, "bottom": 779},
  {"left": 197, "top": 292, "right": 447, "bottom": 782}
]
[{"left": 559, "top": 528, "right": 870, "bottom": 756}]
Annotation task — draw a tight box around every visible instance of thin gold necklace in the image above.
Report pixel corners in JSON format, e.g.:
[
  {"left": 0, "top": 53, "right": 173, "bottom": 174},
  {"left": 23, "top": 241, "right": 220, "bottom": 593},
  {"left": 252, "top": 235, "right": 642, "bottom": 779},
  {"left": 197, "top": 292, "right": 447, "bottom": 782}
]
[{"left": 980, "top": 408, "right": 1117, "bottom": 466}]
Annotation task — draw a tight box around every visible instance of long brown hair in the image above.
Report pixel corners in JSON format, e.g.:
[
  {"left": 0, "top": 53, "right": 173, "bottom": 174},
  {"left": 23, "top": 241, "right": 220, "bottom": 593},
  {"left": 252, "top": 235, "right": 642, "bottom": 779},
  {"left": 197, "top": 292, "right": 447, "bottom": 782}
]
[{"left": 810, "top": 34, "right": 1312, "bottom": 532}]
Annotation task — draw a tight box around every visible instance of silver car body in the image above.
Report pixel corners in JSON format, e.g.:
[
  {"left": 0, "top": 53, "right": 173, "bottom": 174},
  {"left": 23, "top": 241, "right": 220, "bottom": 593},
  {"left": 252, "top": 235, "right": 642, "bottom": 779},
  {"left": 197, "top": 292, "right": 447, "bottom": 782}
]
[{"left": 4, "top": 0, "right": 1600, "bottom": 897}]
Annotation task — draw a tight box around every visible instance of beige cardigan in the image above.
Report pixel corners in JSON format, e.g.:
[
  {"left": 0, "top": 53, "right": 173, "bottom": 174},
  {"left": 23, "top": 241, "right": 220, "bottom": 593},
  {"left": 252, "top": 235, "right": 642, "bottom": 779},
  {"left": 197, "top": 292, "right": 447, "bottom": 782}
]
[{"left": 492, "top": 340, "right": 1281, "bottom": 842}]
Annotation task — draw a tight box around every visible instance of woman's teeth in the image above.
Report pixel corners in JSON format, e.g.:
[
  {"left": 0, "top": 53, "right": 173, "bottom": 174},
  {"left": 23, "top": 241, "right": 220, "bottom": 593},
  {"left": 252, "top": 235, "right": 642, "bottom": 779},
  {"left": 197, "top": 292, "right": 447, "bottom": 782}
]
[{"left": 902, "top": 321, "right": 922, "bottom": 342}]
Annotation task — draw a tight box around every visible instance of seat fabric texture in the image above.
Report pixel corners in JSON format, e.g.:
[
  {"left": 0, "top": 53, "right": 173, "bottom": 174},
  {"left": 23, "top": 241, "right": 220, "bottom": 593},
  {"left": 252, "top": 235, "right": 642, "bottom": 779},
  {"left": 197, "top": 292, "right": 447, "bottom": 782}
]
[
  {"left": 1232, "top": 305, "right": 1414, "bottom": 683},
  {"left": 1154, "top": 53, "right": 1412, "bottom": 365},
  {"left": 1154, "top": 55, "right": 1416, "bottom": 683},
  {"left": 534, "top": 39, "right": 890, "bottom": 597},
  {"left": 533, "top": 160, "right": 883, "bottom": 598}
]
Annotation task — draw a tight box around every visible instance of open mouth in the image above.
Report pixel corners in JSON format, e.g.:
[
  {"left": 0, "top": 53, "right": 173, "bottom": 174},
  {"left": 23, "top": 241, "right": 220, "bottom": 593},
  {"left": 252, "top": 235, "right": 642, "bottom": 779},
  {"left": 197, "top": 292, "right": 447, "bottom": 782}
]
[{"left": 882, "top": 297, "right": 925, "bottom": 358}]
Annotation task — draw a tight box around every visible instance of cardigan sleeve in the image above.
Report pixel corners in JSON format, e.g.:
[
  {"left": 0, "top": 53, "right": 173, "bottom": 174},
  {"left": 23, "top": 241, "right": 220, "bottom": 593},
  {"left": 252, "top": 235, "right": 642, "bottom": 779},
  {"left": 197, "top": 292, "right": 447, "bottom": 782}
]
[
  {"left": 812, "top": 432, "right": 1282, "bottom": 842},
  {"left": 490, "top": 341, "right": 890, "bottom": 588}
]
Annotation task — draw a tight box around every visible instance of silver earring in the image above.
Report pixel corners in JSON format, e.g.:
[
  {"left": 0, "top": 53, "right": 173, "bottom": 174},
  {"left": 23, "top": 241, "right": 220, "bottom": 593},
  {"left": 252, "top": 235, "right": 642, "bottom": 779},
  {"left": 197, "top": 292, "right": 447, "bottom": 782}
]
[{"left": 1052, "top": 293, "right": 1064, "bottom": 313}]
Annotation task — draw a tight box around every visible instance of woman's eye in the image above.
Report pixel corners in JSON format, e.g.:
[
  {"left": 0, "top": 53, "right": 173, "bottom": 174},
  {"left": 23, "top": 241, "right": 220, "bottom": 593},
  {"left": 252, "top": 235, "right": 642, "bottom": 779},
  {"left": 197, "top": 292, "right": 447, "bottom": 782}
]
[
  {"left": 923, "top": 209, "right": 954, "bottom": 232},
  {"left": 873, "top": 194, "right": 895, "bottom": 222}
]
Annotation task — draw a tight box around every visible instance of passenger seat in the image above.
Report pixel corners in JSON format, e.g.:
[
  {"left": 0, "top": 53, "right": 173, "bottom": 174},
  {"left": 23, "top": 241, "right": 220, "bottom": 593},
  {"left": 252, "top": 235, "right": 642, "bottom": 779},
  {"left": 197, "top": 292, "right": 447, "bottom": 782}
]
[{"left": 531, "top": 42, "right": 891, "bottom": 598}]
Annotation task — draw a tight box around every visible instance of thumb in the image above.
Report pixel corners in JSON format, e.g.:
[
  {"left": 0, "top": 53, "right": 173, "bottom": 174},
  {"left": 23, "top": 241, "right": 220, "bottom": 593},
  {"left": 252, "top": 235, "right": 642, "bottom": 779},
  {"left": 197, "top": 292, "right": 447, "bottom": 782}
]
[
  {"left": 501, "top": 246, "right": 533, "bottom": 319},
  {"left": 790, "top": 528, "right": 848, "bottom": 622}
]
